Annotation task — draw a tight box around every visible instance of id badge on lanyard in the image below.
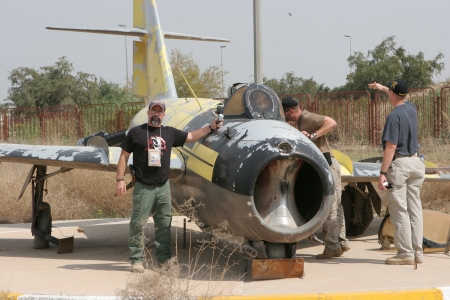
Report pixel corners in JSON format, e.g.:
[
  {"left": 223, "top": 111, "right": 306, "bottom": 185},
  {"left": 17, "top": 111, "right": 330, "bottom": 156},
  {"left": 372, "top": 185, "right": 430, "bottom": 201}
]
[
  {"left": 147, "top": 125, "right": 162, "bottom": 167},
  {"left": 148, "top": 149, "right": 161, "bottom": 167}
]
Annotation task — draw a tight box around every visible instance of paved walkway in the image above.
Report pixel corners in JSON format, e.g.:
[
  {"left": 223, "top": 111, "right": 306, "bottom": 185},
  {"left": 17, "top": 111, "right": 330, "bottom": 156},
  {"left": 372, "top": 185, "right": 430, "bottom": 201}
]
[{"left": 1, "top": 217, "right": 450, "bottom": 299}]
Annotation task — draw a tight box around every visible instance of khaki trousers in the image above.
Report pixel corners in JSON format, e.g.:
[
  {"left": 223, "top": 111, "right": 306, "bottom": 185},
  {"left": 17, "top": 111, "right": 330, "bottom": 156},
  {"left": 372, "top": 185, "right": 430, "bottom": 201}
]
[{"left": 386, "top": 156, "right": 425, "bottom": 259}]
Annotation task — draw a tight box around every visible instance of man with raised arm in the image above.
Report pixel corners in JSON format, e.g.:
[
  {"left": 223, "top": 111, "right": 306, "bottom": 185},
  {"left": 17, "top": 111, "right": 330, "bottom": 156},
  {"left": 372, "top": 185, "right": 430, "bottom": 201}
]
[
  {"left": 368, "top": 79, "right": 425, "bottom": 265},
  {"left": 115, "top": 99, "right": 222, "bottom": 273}
]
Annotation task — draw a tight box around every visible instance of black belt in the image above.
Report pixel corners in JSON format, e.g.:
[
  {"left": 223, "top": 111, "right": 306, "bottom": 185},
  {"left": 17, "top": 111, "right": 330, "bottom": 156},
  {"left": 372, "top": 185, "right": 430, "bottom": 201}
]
[{"left": 393, "top": 152, "right": 417, "bottom": 160}]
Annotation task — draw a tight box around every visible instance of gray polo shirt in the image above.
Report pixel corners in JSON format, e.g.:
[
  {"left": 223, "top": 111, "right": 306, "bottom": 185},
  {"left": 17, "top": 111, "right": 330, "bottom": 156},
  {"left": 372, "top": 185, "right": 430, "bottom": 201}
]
[{"left": 381, "top": 101, "right": 419, "bottom": 155}]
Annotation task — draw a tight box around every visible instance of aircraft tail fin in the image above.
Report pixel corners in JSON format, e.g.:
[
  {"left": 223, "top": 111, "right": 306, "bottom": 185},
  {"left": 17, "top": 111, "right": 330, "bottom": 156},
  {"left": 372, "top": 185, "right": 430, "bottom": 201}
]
[{"left": 46, "top": 0, "right": 230, "bottom": 102}]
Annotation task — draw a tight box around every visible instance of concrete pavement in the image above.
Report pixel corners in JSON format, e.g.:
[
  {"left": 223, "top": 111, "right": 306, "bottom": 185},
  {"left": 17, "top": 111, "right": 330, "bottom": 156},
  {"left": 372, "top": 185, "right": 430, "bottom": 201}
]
[{"left": 1, "top": 216, "right": 450, "bottom": 299}]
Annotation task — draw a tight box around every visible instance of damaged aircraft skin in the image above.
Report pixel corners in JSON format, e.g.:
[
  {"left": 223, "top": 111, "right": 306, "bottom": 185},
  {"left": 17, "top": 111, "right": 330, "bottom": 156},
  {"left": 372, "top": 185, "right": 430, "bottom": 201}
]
[{"left": 1, "top": 0, "right": 450, "bottom": 259}]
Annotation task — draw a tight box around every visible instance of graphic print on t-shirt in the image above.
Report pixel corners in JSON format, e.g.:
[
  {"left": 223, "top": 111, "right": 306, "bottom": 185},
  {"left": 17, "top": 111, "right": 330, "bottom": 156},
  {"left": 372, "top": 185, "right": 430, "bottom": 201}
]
[{"left": 146, "top": 136, "right": 167, "bottom": 154}]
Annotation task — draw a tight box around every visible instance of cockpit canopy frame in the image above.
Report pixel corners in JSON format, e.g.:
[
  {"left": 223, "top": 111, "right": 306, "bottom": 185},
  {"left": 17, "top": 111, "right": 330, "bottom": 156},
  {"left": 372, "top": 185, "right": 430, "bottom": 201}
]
[{"left": 223, "top": 83, "right": 285, "bottom": 121}]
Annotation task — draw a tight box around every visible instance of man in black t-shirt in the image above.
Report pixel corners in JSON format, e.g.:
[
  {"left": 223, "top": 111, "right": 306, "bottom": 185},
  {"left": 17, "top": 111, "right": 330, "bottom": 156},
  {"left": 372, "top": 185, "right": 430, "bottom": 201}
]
[
  {"left": 116, "top": 99, "right": 222, "bottom": 273},
  {"left": 368, "top": 79, "right": 425, "bottom": 266}
]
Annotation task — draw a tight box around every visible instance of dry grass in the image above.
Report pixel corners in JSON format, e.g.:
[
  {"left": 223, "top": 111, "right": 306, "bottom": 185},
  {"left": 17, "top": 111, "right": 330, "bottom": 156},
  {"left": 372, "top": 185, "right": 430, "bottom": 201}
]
[{"left": 0, "top": 162, "right": 132, "bottom": 224}]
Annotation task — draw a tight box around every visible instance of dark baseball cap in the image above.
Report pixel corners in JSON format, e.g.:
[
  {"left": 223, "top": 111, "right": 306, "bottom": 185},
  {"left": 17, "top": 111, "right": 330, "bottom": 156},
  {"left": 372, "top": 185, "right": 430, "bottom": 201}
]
[
  {"left": 281, "top": 97, "right": 299, "bottom": 112},
  {"left": 148, "top": 99, "right": 166, "bottom": 111},
  {"left": 387, "top": 79, "right": 408, "bottom": 97}
]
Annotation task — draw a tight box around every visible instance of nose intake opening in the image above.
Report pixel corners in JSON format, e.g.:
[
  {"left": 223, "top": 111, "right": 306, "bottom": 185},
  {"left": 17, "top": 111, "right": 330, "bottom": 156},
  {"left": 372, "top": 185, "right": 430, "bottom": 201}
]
[{"left": 254, "top": 157, "right": 324, "bottom": 229}]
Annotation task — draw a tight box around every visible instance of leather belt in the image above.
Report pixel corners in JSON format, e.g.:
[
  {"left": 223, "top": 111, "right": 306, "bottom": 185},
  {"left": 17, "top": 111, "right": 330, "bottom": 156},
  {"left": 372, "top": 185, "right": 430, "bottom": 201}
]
[{"left": 393, "top": 152, "right": 417, "bottom": 160}]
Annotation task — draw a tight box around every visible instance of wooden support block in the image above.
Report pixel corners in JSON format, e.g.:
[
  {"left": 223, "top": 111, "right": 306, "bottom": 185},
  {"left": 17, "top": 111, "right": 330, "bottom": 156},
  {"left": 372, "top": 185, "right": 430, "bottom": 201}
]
[{"left": 251, "top": 258, "right": 304, "bottom": 280}]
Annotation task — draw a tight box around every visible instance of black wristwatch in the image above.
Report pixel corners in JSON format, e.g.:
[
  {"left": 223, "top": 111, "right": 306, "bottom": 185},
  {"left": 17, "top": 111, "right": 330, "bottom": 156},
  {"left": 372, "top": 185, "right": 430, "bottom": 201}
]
[
  {"left": 310, "top": 133, "right": 317, "bottom": 141},
  {"left": 380, "top": 171, "right": 387, "bottom": 176}
]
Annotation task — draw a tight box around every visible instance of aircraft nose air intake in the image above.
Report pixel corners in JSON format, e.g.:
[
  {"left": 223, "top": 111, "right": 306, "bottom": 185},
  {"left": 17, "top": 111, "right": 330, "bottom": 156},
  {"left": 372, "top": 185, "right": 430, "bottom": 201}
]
[{"left": 254, "top": 157, "right": 324, "bottom": 230}]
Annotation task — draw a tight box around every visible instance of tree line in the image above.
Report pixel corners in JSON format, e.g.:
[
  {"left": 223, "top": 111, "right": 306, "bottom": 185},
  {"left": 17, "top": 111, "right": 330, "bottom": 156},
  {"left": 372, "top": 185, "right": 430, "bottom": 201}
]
[{"left": 3, "top": 36, "right": 445, "bottom": 108}]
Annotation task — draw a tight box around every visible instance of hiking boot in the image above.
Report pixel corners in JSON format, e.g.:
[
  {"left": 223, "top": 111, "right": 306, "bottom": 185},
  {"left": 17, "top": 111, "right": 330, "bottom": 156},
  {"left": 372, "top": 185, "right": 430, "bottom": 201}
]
[
  {"left": 333, "top": 245, "right": 350, "bottom": 257},
  {"left": 130, "top": 263, "right": 145, "bottom": 273},
  {"left": 316, "top": 249, "right": 343, "bottom": 259},
  {"left": 158, "top": 261, "right": 168, "bottom": 268},
  {"left": 385, "top": 256, "right": 414, "bottom": 265},
  {"left": 341, "top": 245, "right": 350, "bottom": 253}
]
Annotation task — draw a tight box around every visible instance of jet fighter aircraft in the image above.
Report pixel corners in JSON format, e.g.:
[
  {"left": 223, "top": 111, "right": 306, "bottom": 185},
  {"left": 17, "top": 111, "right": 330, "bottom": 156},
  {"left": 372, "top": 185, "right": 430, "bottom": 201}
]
[{"left": 1, "top": 0, "right": 450, "bottom": 259}]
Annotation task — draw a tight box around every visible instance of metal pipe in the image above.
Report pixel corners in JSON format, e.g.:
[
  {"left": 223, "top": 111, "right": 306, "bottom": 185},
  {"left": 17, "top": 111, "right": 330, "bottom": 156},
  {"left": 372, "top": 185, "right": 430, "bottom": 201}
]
[
  {"left": 253, "top": 0, "right": 262, "bottom": 84},
  {"left": 183, "top": 218, "right": 186, "bottom": 249},
  {"left": 35, "top": 229, "right": 60, "bottom": 246},
  {"left": 220, "top": 45, "right": 226, "bottom": 96}
]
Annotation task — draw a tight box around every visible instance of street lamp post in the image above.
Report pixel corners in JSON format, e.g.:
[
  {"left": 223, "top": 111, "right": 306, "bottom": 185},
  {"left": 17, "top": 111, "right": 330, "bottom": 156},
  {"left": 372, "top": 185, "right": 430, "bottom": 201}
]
[
  {"left": 344, "top": 35, "right": 351, "bottom": 73},
  {"left": 220, "top": 45, "right": 226, "bottom": 97},
  {"left": 119, "top": 24, "right": 129, "bottom": 85}
]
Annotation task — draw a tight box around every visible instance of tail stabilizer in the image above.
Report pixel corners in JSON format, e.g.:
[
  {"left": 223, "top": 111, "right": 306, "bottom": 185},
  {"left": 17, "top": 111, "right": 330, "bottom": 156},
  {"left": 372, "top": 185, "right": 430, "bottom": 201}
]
[
  {"left": 46, "top": 0, "right": 230, "bottom": 102},
  {"left": 45, "top": 27, "right": 230, "bottom": 42}
]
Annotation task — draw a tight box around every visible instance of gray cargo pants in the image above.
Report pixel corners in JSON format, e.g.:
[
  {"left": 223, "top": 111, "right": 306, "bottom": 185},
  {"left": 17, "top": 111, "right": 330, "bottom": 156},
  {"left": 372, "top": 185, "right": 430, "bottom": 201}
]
[{"left": 323, "top": 157, "right": 349, "bottom": 253}]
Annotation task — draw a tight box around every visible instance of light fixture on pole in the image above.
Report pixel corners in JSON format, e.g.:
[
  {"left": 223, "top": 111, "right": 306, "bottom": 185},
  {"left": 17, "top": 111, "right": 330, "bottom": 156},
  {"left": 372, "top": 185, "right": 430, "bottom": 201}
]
[
  {"left": 220, "top": 45, "right": 226, "bottom": 97},
  {"left": 344, "top": 35, "right": 352, "bottom": 73},
  {"left": 119, "top": 24, "right": 129, "bottom": 84}
]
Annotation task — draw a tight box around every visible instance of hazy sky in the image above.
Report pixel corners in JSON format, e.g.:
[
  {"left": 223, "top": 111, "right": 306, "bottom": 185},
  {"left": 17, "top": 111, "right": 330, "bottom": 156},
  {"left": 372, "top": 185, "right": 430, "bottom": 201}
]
[{"left": 1, "top": 0, "right": 449, "bottom": 103}]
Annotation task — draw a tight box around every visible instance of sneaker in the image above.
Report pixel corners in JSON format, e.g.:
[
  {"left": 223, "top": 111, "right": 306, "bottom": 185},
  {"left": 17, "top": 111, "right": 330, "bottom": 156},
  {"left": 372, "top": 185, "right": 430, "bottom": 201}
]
[
  {"left": 385, "top": 256, "right": 414, "bottom": 265},
  {"left": 316, "top": 249, "right": 343, "bottom": 259},
  {"left": 130, "top": 263, "right": 145, "bottom": 273}
]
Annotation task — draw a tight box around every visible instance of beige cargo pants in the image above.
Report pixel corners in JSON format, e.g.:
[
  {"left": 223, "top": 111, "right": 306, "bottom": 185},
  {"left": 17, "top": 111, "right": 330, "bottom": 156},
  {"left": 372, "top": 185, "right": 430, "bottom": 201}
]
[{"left": 386, "top": 155, "right": 425, "bottom": 259}]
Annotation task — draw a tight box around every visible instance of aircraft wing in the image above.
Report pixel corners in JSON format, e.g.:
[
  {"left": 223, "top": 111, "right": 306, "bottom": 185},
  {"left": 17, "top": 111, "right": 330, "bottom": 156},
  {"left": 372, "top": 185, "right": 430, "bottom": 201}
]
[
  {"left": 341, "top": 161, "right": 380, "bottom": 183},
  {"left": 0, "top": 143, "right": 120, "bottom": 172},
  {"left": 0, "top": 142, "right": 186, "bottom": 181},
  {"left": 333, "top": 150, "right": 450, "bottom": 183}
]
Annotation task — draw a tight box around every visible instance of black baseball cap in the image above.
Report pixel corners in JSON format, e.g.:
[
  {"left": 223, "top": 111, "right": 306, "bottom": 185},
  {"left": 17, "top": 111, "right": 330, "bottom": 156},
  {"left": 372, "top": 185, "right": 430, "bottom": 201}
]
[
  {"left": 148, "top": 99, "right": 166, "bottom": 111},
  {"left": 281, "top": 97, "right": 299, "bottom": 112},
  {"left": 387, "top": 79, "right": 408, "bottom": 97}
]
